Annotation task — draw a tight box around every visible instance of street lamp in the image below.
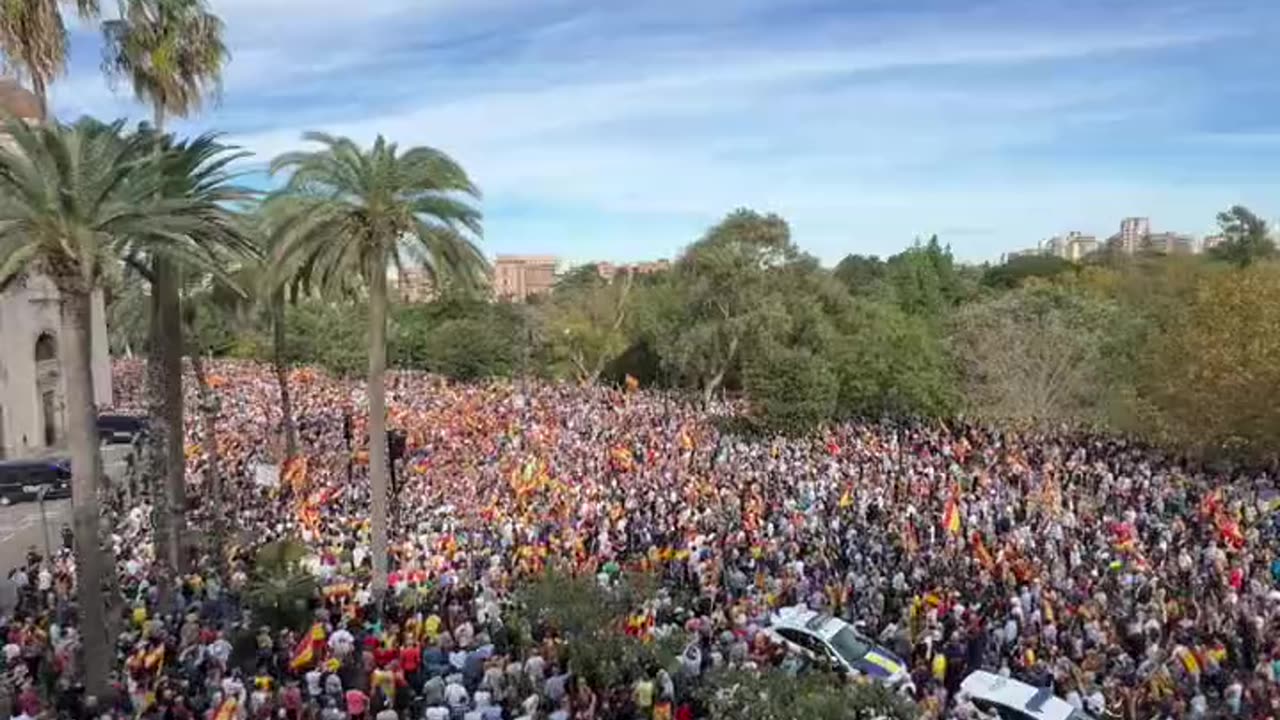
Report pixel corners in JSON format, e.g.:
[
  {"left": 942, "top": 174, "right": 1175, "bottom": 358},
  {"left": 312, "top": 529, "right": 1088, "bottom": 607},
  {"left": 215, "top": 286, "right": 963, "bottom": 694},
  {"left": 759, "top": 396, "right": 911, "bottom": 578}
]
[{"left": 36, "top": 484, "right": 52, "bottom": 561}]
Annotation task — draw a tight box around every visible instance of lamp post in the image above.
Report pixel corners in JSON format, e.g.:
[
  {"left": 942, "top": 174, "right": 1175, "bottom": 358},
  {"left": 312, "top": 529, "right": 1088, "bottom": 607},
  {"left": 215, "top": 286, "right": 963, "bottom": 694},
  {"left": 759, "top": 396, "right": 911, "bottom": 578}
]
[{"left": 36, "top": 485, "right": 52, "bottom": 562}]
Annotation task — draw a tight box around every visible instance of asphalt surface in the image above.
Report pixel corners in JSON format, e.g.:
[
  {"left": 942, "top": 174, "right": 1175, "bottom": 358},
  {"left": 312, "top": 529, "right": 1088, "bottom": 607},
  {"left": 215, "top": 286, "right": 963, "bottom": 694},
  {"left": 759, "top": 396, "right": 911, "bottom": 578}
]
[{"left": 0, "top": 444, "right": 132, "bottom": 611}]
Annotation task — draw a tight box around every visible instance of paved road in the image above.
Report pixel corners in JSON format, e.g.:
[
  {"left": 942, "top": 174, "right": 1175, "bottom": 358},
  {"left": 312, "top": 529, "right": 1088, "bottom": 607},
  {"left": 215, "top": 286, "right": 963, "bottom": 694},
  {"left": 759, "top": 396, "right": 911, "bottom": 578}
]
[{"left": 0, "top": 444, "right": 133, "bottom": 611}]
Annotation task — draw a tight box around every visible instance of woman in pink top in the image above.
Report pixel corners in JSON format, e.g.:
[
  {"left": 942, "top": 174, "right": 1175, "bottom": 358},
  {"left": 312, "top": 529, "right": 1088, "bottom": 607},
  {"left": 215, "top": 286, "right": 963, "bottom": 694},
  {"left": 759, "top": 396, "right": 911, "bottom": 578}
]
[{"left": 345, "top": 688, "right": 369, "bottom": 720}]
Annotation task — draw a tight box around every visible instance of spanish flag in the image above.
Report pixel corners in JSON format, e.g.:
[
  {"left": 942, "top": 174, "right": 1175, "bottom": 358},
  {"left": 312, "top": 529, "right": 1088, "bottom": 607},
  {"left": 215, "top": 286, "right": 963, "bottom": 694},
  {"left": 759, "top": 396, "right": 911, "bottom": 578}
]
[
  {"left": 289, "top": 623, "right": 327, "bottom": 671},
  {"left": 942, "top": 498, "right": 961, "bottom": 536},
  {"left": 143, "top": 643, "right": 165, "bottom": 671},
  {"left": 971, "top": 531, "right": 994, "bottom": 570}
]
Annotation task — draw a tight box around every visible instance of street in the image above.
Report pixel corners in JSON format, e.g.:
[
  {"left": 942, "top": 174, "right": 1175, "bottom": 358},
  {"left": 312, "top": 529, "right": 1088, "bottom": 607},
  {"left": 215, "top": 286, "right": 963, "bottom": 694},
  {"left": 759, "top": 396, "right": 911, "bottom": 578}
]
[
  {"left": 0, "top": 497, "right": 68, "bottom": 570},
  {"left": 0, "top": 444, "right": 133, "bottom": 611}
]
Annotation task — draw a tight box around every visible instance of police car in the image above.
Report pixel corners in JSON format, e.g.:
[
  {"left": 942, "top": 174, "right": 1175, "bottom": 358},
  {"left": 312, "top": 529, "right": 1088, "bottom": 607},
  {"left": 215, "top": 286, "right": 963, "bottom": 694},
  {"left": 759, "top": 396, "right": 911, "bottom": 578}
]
[
  {"left": 766, "top": 606, "right": 914, "bottom": 693},
  {"left": 957, "top": 671, "right": 1096, "bottom": 720}
]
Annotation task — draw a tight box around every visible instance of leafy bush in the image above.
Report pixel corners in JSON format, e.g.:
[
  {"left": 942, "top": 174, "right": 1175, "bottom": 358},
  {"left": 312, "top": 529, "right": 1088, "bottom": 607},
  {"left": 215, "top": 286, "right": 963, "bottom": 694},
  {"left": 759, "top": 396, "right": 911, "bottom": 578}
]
[
  {"left": 244, "top": 540, "right": 317, "bottom": 631},
  {"left": 698, "top": 667, "right": 917, "bottom": 720}
]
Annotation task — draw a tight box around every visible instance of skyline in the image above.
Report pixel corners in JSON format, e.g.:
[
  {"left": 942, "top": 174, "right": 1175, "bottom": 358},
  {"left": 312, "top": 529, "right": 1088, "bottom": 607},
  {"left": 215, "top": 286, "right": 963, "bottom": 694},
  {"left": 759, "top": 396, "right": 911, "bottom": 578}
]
[{"left": 45, "top": 0, "right": 1280, "bottom": 264}]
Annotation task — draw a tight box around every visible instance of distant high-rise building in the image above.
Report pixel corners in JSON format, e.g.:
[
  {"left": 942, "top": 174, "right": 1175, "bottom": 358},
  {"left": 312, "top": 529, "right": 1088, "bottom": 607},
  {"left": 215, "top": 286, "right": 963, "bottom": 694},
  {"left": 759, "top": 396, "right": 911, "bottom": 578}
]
[
  {"left": 493, "top": 255, "right": 558, "bottom": 302},
  {"left": 1044, "top": 231, "right": 1098, "bottom": 261},
  {"left": 1143, "top": 232, "right": 1197, "bottom": 255},
  {"left": 1112, "top": 217, "right": 1151, "bottom": 254}
]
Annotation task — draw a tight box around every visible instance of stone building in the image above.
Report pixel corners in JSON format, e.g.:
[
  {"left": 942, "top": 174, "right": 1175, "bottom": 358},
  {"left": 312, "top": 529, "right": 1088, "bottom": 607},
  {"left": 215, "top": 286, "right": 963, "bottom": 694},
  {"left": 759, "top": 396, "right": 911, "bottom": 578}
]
[
  {"left": 0, "top": 79, "right": 113, "bottom": 459},
  {"left": 492, "top": 255, "right": 558, "bottom": 302}
]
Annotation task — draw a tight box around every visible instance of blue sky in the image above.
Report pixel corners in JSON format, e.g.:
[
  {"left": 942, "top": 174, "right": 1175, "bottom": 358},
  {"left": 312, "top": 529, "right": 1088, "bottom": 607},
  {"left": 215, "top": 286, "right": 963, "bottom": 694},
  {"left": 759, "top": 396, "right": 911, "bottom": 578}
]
[{"left": 50, "top": 0, "right": 1280, "bottom": 264}]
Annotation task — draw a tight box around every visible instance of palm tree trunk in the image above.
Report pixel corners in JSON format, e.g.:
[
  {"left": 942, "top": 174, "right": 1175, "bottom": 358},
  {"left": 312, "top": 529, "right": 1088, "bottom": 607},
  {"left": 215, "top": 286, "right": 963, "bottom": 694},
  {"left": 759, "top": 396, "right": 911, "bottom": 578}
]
[
  {"left": 272, "top": 297, "right": 298, "bottom": 459},
  {"left": 367, "top": 263, "right": 390, "bottom": 597},
  {"left": 146, "top": 257, "right": 187, "bottom": 584},
  {"left": 145, "top": 104, "right": 188, "bottom": 579},
  {"left": 60, "top": 289, "right": 110, "bottom": 697},
  {"left": 189, "top": 351, "right": 225, "bottom": 575}
]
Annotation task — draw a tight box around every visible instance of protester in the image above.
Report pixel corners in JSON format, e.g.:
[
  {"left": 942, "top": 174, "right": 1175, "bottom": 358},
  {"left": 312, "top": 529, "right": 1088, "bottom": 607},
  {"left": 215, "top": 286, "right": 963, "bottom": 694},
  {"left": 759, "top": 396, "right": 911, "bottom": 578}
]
[{"left": 4, "top": 358, "right": 1279, "bottom": 720}]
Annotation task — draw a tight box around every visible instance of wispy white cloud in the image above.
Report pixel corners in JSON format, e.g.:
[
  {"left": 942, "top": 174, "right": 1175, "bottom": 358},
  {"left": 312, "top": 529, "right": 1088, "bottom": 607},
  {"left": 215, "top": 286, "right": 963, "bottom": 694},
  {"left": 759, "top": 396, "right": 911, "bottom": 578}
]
[{"left": 47, "top": 0, "right": 1280, "bottom": 262}]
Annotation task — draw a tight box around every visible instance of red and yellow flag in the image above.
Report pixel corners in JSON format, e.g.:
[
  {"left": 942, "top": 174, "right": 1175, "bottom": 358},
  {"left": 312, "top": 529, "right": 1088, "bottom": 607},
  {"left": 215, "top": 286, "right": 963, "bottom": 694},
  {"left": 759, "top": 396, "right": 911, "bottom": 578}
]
[
  {"left": 942, "top": 498, "right": 961, "bottom": 536},
  {"left": 971, "top": 531, "right": 994, "bottom": 570},
  {"left": 289, "top": 623, "right": 327, "bottom": 671}
]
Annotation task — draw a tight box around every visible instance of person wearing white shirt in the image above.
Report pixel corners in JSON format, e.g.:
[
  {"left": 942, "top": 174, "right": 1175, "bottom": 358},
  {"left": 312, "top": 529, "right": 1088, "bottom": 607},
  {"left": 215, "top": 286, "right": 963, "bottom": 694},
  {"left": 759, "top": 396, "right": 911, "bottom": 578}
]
[
  {"left": 444, "top": 680, "right": 469, "bottom": 712},
  {"left": 305, "top": 668, "right": 324, "bottom": 699},
  {"left": 329, "top": 627, "right": 355, "bottom": 658}
]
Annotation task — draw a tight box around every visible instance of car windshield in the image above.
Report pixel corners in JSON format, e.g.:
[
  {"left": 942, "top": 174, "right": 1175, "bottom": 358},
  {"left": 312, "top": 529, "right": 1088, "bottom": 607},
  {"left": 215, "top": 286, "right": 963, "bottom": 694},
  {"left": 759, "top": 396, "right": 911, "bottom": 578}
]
[{"left": 827, "top": 626, "right": 872, "bottom": 664}]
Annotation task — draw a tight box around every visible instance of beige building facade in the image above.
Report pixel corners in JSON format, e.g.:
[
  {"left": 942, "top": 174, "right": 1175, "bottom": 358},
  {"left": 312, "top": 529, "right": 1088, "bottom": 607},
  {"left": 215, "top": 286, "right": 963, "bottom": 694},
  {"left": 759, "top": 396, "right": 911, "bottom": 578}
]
[
  {"left": 0, "top": 78, "right": 113, "bottom": 459},
  {"left": 493, "top": 255, "right": 558, "bottom": 302},
  {"left": 0, "top": 274, "right": 113, "bottom": 458}
]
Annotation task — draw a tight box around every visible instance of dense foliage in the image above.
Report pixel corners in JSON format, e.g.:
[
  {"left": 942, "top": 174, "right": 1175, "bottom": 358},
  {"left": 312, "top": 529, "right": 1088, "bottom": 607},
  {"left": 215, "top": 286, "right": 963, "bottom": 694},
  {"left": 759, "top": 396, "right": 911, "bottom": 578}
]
[{"left": 107, "top": 204, "right": 1280, "bottom": 462}]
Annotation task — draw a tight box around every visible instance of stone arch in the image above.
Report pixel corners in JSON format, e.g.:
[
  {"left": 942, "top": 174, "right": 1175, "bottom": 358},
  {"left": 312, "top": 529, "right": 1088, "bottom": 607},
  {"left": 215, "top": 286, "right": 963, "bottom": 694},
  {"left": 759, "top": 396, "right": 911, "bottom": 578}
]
[
  {"left": 35, "top": 332, "right": 56, "bottom": 362},
  {"left": 34, "top": 331, "right": 60, "bottom": 446}
]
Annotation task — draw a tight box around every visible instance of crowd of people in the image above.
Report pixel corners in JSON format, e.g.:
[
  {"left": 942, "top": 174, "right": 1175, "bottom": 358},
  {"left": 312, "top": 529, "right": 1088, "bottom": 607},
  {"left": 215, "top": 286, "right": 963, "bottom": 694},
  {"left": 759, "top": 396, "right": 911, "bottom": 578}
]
[{"left": 4, "top": 359, "right": 1280, "bottom": 719}]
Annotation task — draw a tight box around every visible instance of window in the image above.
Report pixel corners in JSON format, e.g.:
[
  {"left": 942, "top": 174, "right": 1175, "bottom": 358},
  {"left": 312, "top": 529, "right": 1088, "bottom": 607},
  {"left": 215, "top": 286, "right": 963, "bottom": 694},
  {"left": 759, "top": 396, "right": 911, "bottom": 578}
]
[
  {"left": 776, "top": 628, "right": 823, "bottom": 656},
  {"left": 828, "top": 627, "right": 872, "bottom": 666}
]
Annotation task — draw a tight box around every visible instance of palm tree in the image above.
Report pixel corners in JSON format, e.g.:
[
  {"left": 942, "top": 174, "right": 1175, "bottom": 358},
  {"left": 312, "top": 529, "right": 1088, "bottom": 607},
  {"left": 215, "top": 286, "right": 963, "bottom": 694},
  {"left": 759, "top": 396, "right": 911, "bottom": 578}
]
[
  {"left": 0, "top": 0, "right": 99, "bottom": 114},
  {"left": 266, "top": 132, "right": 486, "bottom": 595},
  {"left": 0, "top": 117, "right": 223, "bottom": 698},
  {"left": 155, "top": 134, "right": 251, "bottom": 574},
  {"left": 102, "top": 0, "right": 229, "bottom": 574},
  {"left": 236, "top": 208, "right": 301, "bottom": 459}
]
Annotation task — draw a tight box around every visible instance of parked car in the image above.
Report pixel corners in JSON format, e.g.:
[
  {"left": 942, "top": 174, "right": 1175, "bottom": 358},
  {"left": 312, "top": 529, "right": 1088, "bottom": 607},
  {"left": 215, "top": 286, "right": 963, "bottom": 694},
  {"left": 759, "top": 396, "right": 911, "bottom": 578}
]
[
  {"left": 0, "top": 458, "right": 72, "bottom": 506},
  {"left": 957, "top": 671, "right": 1095, "bottom": 720},
  {"left": 97, "top": 414, "right": 147, "bottom": 444},
  {"left": 766, "top": 606, "right": 914, "bottom": 693}
]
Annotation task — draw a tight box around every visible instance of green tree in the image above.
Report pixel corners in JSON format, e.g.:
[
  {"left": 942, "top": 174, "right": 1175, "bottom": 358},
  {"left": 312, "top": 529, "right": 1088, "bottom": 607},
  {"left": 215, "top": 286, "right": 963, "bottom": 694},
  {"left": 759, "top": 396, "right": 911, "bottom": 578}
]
[
  {"left": 658, "top": 209, "right": 795, "bottom": 404},
  {"left": 1210, "top": 205, "right": 1275, "bottom": 267},
  {"left": 830, "top": 300, "right": 955, "bottom": 419},
  {"left": 743, "top": 344, "right": 837, "bottom": 433},
  {"left": 391, "top": 297, "right": 527, "bottom": 380},
  {"left": 1139, "top": 262, "right": 1280, "bottom": 461},
  {"left": 832, "top": 253, "right": 886, "bottom": 297},
  {"left": 883, "top": 235, "right": 961, "bottom": 318},
  {"left": 981, "top": 254, "right": 1074, "bottom": 290},
  {"left": 0, "top": 117, "right": 225, "bottom": 697},
  {"left": 0, "top": 0, "right": 98, "bottom": 114},
  {"left": 698, "top": 667, "right": 915, "bottom": 720},
  {"left": 949, "top": 284, "right": 1122, "bottom": 426},
  {"left": 554, "top": 263, "right": 606, "bottom": 293},
  {"left": 102, "top": 0, "right": 230, "bottom": 576},
  {"left": 541, "top": 271, "right": 635, "bottom": 384},
  {"left": 266, "top": 132, "right": 486, "bottom": 595},
  {"left": 283, "top": 300, "right": 366, "bottom": 376},
  {"left": 516, "top": 570, "right": 681, "bottom": 690}
]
